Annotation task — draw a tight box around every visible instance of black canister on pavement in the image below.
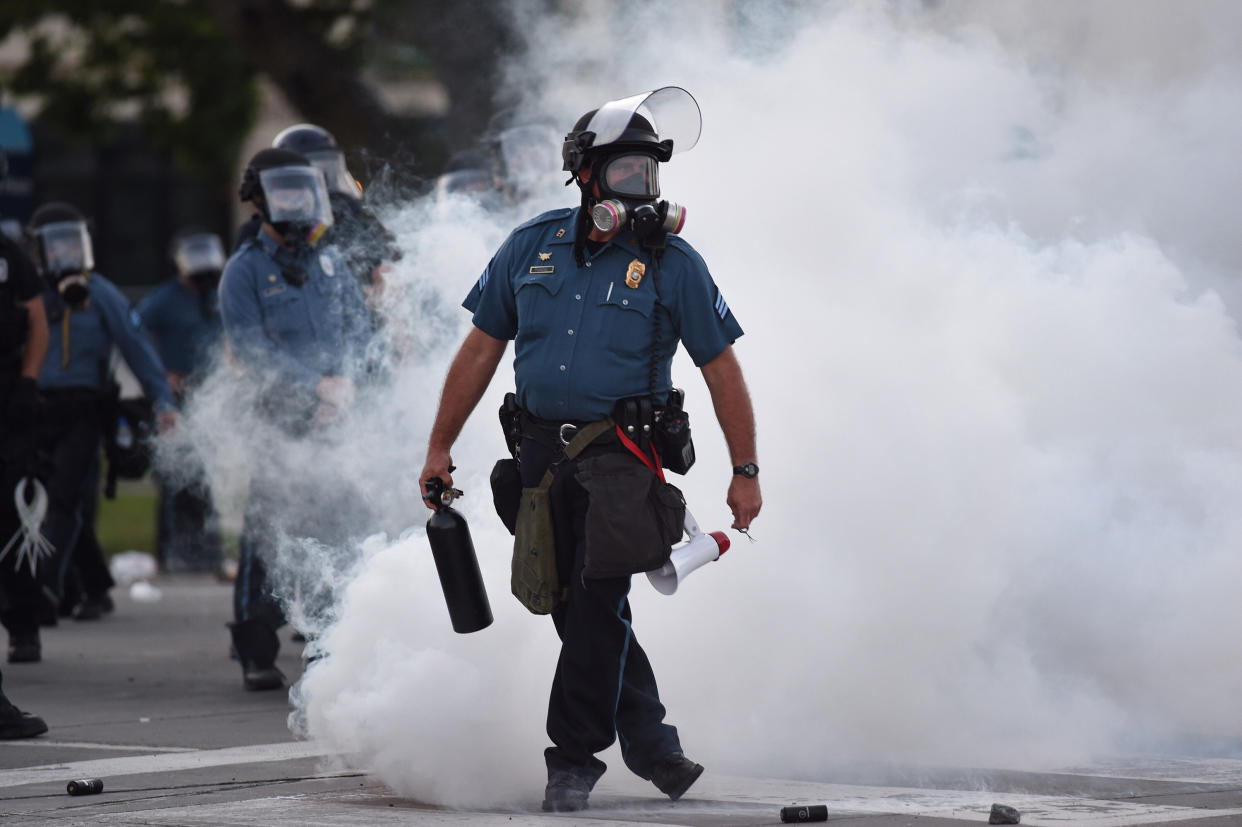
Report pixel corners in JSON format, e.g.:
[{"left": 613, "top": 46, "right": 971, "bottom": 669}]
[
  {"left": 780, "top": 804, "right": 828, "bottom": 823},
  {"left": 67, "top": 779, "right": 104, "bottom": 796},
  {"left": 425, "top": 478, "right": 493, "bottom": 633}
]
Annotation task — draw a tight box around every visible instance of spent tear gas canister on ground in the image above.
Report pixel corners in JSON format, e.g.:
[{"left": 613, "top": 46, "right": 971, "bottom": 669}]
[
  {"left": 647, "top": 507, "right": 730, "bottom": 595},
  {"left": 66, "top": 779, "right": 104, "bottom": 796},
  {"left": 424, "top": 478, "right": 493, "bottom": 633},
  {"left": 780, "top": 804, "right": 828, "bottom": 822}
]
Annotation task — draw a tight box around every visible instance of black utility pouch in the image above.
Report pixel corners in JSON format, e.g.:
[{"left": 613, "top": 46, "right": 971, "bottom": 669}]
[
  {"left": 654, "top": 388, "right": 695, "bottom": 475},
  {"left": 576, "top": 452, "right": 686, "bottom": 579},
  {"left": 490, "top": 458, "right": 522, "bottom": 535}
]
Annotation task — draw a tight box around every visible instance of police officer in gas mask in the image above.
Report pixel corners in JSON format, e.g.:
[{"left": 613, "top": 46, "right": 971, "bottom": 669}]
[
  {"left": 219, "top": 148, "right": 373, "bottom": 691},
  {"left": 234, "top": 125, "right": 400, "bottom": 302},
  {"left": 24, "top": 202, "right": 176, "bottom": 632},
  {"left": 418, "top": 88, "right": 761, "bottom": 812},
  {"left": 137, "top": 229, "right": 226, "bottom": 574}
]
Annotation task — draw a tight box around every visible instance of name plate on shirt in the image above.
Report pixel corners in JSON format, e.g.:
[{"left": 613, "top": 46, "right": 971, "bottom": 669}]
[
  {"left": 529, "top": 265, "right": 555, "bottom": 274},
  {"left": 263, "top": 284, "right": 287, "bottom": 297}
]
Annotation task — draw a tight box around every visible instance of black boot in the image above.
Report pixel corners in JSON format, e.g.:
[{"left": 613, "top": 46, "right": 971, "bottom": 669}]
[
  {"left": 541, "top": 770, "right": 592, "bottom": 812},
  {"left": 0, "top": 686, "right": 47, "bottom": 739},
  {"left": 651, "top": 752, "right": 704, "bottom": 801},
  {"left": 228, "top": 620, "right": 284, "bottom": 691},
  {"left": 7, "top": 629, "right": 40, "bottom": 664}
]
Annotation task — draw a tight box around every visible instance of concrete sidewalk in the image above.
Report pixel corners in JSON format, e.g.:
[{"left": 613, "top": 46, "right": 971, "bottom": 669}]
[{"left": 3, "top": 577, "right": 1242, "bottom": 825}]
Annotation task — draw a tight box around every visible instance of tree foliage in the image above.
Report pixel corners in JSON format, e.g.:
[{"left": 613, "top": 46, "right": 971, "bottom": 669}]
[
  {"left": 0, "top": 0, "right": 520, "bottom": 180},
  {"left": 2, "top": 0, "right": 259, "bottom": 176}
]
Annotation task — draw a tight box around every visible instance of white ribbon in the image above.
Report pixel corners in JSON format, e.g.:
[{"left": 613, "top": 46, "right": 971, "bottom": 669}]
[{"left": 0, "top": 477, "right": 55, "bottom": 577}]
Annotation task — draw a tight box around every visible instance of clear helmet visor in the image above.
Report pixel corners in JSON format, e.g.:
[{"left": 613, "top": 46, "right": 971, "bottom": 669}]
[
  {"left": 173, "top": 233, "right": 226, "bottom": 276},
  {"left": 600, "top": 153, "right": 660, "bottom": 198},
  {"left": 498, "top": 125, "right": 561, "bottom": 183},
  {"left": 306, "top": 149, "right": 362, "bottom": 200},
  {"left": 258, "top": 166, "right": 335, "bottom": 229},
  {"left": 585, "top": 86, "right": 702, "bottom": 155},
  {"left": 38, "top": 220, "right": 94, "bottom": 276}
]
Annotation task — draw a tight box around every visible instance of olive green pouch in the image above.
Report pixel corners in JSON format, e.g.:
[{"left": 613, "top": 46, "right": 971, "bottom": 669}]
[{"left": 510, "top": 420, "right": 613, "bottom": 614}]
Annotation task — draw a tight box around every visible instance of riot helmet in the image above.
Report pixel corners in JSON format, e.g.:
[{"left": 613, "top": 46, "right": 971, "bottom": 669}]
[
  {"left": 273, "top": 123, "right": 362, "bottom": 200},
  {"left": 26, "top": 202, "right": 94, "bottom": 306},
  {"left": 170, "top": 229, "right": 226, "bottom": 289},
  {"left": 561, "top": 86, "right": 700, "bottom": 173},
  {"left": 239, "top": 148, "right": 334, "bottom": 246},
  {"left": 561, "top": 87, "right": 700, "bottom": 250}
]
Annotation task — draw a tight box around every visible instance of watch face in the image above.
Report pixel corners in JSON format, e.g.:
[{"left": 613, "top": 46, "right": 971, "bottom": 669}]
[{"left": 735, "top": 462, "right": 759, "bottom": 478}]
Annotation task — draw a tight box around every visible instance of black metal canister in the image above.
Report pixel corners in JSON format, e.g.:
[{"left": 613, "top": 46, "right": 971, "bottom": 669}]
[
  {"left": 66, "top": 779, "right": 104, "bottom": 796},
  {"left": 425, "top": 478, "right": 493, "bottom": 633},
  {"left": 780, "top": 804, "right": 828, "bottom": 822}
]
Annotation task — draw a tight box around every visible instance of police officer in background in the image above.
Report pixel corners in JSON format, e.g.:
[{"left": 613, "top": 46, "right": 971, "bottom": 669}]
[
  {"left": 0, "top": 149, "right": 50, "bottom": 667},
  {"left": 235, "top": 125, "right": 400, "bottom": 302},
  {"left": 25, "top": 203, "right": 176, "bottom": 628},
  {"left": 137, "top": 229, "right": 226, "bottom": 574},
  {"left": 417, "top": 88, "right": 761, "bottom": 812},
  {"left": 220, "top": 148, "right": 373, "bottom": 691}
]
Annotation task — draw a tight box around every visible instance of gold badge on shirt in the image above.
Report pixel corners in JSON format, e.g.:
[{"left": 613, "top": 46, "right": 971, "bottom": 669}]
[
  {"left": 538, "top": 252, "right": 552, "bottom": 261},
  {"left": 625, "top": 259, "right": 645, "bottom": 289}
]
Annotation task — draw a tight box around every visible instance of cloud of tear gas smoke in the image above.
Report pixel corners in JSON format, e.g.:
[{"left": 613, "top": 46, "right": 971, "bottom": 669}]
[{"left": 164, "top": 0, "right": 1242, "bottom": 806}]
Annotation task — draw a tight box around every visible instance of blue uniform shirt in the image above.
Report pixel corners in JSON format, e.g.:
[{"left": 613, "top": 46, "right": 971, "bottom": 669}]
[
  {"left": 38, "top": 273, "right": 176, "bottom": 410},
  {"left": 136, "top": 279, "right": 223, "bottom": 376},
  {"left": 464, "top": 207, "right": 744, "bottom": 420},
  {"left": 219, "top": 231, "right": 371, "bottom": 392}
]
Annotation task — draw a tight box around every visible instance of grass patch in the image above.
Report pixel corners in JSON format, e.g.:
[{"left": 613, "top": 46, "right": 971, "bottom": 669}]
[{"left": 95, "top": 477, "right": 158, "bottom": 559}]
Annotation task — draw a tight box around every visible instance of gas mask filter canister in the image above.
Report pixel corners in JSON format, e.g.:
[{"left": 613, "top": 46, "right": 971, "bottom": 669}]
[{"left": 591, "top": 199, "right": 686, "bottom": 236}]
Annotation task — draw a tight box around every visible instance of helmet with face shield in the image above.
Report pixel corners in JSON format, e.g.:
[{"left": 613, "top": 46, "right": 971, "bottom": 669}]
[
  {"left": 561, "top": 87, "right": 701, "bottom": 247},
  {"left": 273, "top": 123, "right": 362, "bottom": 200},
  {"left": 170, "top": 229, "right": 226, "bottom": 289},
  {"left": 26, "top": 202, "right": 94, "bottom": 305},
  {"left": 239, "top": 148, "right": 334, "bottom": 246}
]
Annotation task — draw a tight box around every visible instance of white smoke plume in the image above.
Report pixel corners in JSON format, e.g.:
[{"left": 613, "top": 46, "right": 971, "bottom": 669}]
[{"left": 163, "top": 0, "right": 1242, "bottom": 808}]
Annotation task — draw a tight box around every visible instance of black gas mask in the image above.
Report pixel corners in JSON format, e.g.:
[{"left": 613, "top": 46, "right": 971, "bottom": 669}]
[
  {"left": 32, "top": 220, "right": 94, "bottom": 308},
  {"left": 586, "top": 152, "right": 687, "bottom": 239},
  {"left": 172, "top": 231, "right": 226, "bottom": 299}
]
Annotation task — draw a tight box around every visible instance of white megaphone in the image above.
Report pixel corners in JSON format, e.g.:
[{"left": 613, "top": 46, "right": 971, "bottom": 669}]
[{"left": 647, "top": 508, "right": 730, "bottom": 595}]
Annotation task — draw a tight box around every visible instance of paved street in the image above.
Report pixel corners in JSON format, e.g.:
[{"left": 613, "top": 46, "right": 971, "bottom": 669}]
[{"left": 3, "top": 577, "right": 1242, "bottom": 826}]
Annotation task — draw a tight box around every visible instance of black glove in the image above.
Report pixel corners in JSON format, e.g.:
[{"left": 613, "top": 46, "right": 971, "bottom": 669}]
[{"left": 6, "top": 377, "right": 42, "bottom": 428}]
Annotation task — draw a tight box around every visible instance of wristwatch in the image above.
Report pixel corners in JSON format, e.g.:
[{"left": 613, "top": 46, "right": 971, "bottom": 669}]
[{"left": 732, "top": 462, "right": 759, "bottom": 478}]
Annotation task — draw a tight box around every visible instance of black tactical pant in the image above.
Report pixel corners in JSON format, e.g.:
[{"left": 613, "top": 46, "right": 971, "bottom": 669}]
[
  {"left": 0, "top": 382, "right": 43, "bottom": 636},
  {"left": 233, "top": 453, "right": 370, "bottom": 648},
  {"left": 519, "top": 436, "right": 682, "bottom": 787},
  {"left": 35, "top": 390, "right": 104, "bottom": 602},
  {"left": 156, "top": 473, "right": 221, "bottom": 573}
]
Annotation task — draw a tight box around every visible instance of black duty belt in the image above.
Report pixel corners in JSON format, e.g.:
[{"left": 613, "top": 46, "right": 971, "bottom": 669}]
[{"left": 519, "top": 411, "right": 617, "bottom": 452}]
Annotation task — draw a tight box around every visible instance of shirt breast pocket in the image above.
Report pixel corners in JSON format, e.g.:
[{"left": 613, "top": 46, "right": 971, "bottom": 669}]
[
  {"left": 260, "top": 289, "right": 306, "bottom": 338},
  {"left": 596, "top": 286, "right": 655, "bottom": 357},
  {"left": 515, "top": 270, "right": 565, "bottom": 335}
]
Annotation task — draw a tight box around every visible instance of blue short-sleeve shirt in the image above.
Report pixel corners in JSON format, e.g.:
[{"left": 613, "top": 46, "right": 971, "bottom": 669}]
[
  {"left": 38, "top": 274, "right": 176, "bottom": 410},
  {"left": 136, "top": 278, "right": 223, "bottom": 376},
  {"left": 218, "top": 232, "right": 371, "bottom": 392},
  {"left": 463, "top": 207, "right": 744, "bottom": 420}
]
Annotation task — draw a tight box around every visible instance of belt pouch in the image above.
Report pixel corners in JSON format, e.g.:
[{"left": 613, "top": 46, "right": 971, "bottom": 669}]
[
  {"left": 511, "top": 481, "right": 559, "bottom": 614},
  {"left": 575, "top": 452, "right": 686, "bottom": 579},
  {"left": 490, "top": 458, "right": 521, "bottom": 535}
]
